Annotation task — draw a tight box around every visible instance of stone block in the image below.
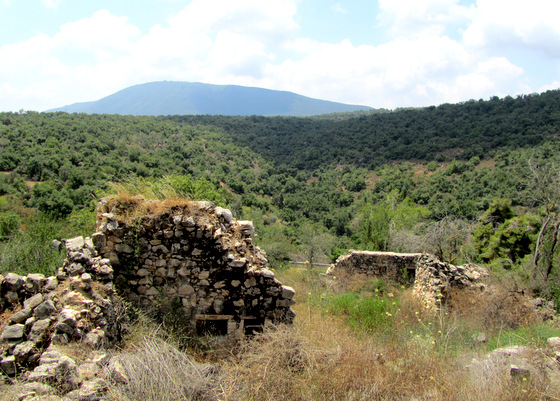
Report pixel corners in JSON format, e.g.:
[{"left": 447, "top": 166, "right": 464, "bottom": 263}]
[
  {"left": 4, "top": 273, "right": 23, "bottom": 291},
  {"left": 13, "top": 340, "right": 36, "bottom": 362},
  {"left": 91, "top": 232, "right": 107, "bottom": 249},
  {"left": 10, "top": 308, "right": 32, "bottom": 324},
  {"left": 1, "top": 324, "right": 25, "bottom": 341},
  {"left": 35, "top": 300, "right": 57, "bottom": 319},
  {"left": 0, "top": 355, "right": 16, "bottom": 375},
  {"left": 65, "top": 236, "right": 85, "bottom": 252},
  {"left": 29, "top": 319, "right": 52, "bottom": 342}
]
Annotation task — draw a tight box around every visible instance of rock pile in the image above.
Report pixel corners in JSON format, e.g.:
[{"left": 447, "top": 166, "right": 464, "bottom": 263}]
[
  {"left": 464, "top": 338, "right": 560, "bottom": 393},
  {"left": 0, "top": 236, "right": 126, "bottom": 399},
  {"left": 412, "top": 254, "right": 488, "bottom": 311},
  {"left": 94, "top": 197, "right": 296, "bottom": 335}
]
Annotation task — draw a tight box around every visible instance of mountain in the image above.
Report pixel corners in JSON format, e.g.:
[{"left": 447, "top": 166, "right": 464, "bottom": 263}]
[{"left": 49, "top": 81, "right": 373, "bottom": 116}]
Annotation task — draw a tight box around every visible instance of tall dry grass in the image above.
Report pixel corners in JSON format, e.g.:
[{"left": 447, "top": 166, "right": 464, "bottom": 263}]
[{"left": 104, "top": 337, "right": 222, "bottom": 401}]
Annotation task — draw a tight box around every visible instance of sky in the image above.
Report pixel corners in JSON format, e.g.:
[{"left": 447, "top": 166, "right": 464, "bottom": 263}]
[{"left": 1, "top": 0, "right": 559, "bottom": 112}]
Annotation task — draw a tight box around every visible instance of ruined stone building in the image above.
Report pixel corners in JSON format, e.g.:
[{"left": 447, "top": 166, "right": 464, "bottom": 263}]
[{"left": 94, "top": 196, "right": 296, "bottom": 336}]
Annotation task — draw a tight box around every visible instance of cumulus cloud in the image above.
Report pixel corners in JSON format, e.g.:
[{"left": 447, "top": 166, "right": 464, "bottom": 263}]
[
  {"left": 0, "top": 9, "right": 143, "bottom": 110},
  {"left": 463, "top": 0, "right": 560, "bottom": 57},
  {"left": 377, "top": 0, "right": 473, "bottom": 37},
  {"left": 264, "top": 33, "right": 526, "bottom": 108},
  {"left": 0, "top": 0, "right": 557, "bottom": 111},
  {"left": 54, "top": 10, "right": 141, "bottom": 60}
]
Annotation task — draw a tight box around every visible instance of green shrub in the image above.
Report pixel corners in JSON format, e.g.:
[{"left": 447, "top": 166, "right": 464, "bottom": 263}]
[{"left": 0, "top": 211, "right": 20, "bottom": 239}]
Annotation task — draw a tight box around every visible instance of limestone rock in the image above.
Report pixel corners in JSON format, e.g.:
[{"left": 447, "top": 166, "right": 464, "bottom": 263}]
[
  {"left": 21, "top": 382, "right": 56, "bottom": 397},
  {"left": 548, "top": 337, "right": 560, "bottom": 352},
  {"left": 68, "top": 378, "right": 107, "bottom": 401},
  {"left": 108, "top": 358, "right": 129, "bottom": 384},
  {"left": 35, "top": 300, "right": 57, "bottom": 320},
  {"left": 4, "top": 272, "right": 23, "bottom": 291},
  {"left": 10, "top": 308, "right": 33, "bottom": 324},
  {"left": 0, "top": 355, "right": 16, "bottom": 375},
  {"left": 65, "top": 236, "right": 85, "bottom": 252},
  {"left": 1, "top": 324, "right": 25, "bottom": 341},
  {"left": 24, "top": 293, "right": 44, "bottom": 310},
  {"left": 29, "top": 319, "right": 52, "bottom": 343}
]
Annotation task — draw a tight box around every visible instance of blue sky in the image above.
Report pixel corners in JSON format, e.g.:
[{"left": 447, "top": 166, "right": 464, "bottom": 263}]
[{"left": 1, "top": 0, "right": 559, "bottom": 111}]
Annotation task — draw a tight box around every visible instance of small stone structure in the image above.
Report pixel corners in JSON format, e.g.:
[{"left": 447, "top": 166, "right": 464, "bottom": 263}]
[
  {"left": 327, "top": 250, "right": 487, "bottom": 311},
  {"left": 94, "top": 197, "right": 295, "bottom": 336},
  {"left": 0, "top": 197, "right": 295, "bottom": 397},
  {"left": 326, "top": 251, "right": 421, "bottom": 283}
]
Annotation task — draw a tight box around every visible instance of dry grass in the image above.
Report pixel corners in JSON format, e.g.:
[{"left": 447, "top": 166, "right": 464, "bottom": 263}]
[
  {"left": 100, "top": 195, "right": 194, "bottom": 223},
  {"left": 104, "top": 337, "right": 222, "bottom": 401},
  {"left": 449, "top": 286, "right": 539, "bottom": 331},
  {"left": 211, "top": 267, "right": 560, "bottom": 400},
  {"left": 11, "top": 265, "right": 551, "bottom": 401}
]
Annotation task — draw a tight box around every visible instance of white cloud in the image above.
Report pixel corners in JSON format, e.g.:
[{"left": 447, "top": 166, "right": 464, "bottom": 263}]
[
  {"left": 0, "top": 9, "right": 142, "bottom": 110},
  {"left": 0, "top": 0, "right": 556, "bottom": 111},
  {"left": 463, "top": 0, "right": 560, "bottom": 57},
  {"left": 41, "top": 0, "right": 62, "bottom": 8},
  {"left": 377, "top": 0, "right": 473, "bottom": 37},
  {"left": 54, "top": 10, "right": 141, "bottom": 60},
  {"left": 331, "top": 4, "right": 348, "bottom": 14},
  {"left": 262, "top": 34, "right": 527, "bottom": 108},
  {"left": 538, "top": 81, "right": 560, "bottom": 93}
]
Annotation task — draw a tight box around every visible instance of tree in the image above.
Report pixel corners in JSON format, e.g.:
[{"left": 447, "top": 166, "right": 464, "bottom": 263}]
[
  {"left": 298, "top": 221, "right": 334, "bottom": 266},
  {"left": 424, "top": 216, "right": 471, "bottom": 263},
  {"left": 528, "top": 159, "right": 560, "bottom": 280},
  {"left": 473, "top": 199, "right": 538, "bottom": 264}
]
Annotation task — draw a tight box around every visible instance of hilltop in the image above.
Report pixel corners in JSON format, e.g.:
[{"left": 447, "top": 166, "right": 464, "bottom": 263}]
[{"left": 48, "top": 81, "right": 373, "bottom": 117}]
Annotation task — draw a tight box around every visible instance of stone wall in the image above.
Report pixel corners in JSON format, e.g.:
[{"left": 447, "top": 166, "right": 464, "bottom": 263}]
[
  {"left": 326, "top": 250, "right": 421, "bottom": 283},
  {"left": 94, "top": 197, "right": 295, "bottom": 335},
  {"left": 327, "top": 250, "right": 487, "bottom": 312},
  {"left": 0, "top": 236, "right": 126, "bottom": 397},
  {"left": 0, "top": 196, "right": 296, "bottom": 397}
]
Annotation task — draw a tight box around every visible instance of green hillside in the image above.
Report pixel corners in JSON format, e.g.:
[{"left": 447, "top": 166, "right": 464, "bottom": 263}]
[
  {"left": 1, "top": 89, "right": 560, "bottom": 291},
  {"left": 172, "top": 90, "right": 560, "bottom": 169}
]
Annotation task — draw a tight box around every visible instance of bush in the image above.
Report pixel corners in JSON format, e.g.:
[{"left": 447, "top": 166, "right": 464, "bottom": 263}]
[{"left": 0, "top": 211, "right": 20, "bottom": 239}]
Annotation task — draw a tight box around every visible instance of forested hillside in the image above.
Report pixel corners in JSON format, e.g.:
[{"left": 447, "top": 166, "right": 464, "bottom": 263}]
[
  {"left": 1, "top": 89, "right": 560, "bottom": 300},
  {"left": 173, "top": 90, "right": 560, "bottom": 169}
]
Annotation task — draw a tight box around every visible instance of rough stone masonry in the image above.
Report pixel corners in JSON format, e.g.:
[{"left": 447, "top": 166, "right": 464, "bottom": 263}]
[
  {"left": 0, "top": 196, "right": 295, "bottom": 398},
  {"left": 327, "top": 250, "right": 488, "bottom": 311},
  {"left": 94, "top": 196, "right": 296, "bottom": 335}
]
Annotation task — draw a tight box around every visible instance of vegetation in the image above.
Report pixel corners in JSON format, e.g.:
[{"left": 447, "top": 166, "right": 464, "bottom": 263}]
[
  {"left": 2, "top": 89, "right": 560, "bottom": 399},
  {"left": 2, "top": 91, "right": 560, "bottom": 280}
]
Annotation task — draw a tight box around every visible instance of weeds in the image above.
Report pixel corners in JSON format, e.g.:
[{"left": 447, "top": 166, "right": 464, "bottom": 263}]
[{"left": 0, "top": 213, "right": 65, "bottom": 275}]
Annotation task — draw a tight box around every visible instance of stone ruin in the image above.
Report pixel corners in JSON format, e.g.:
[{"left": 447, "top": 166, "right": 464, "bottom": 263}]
[
  {"left": 327, "top": 250, "right": 488, "bottom": 311},
  {"left": 94, "top": 197, "right": 296, "bottom": 335},
  {"left": 0, "top": 197, "right": 295, "bottom": 399}
]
